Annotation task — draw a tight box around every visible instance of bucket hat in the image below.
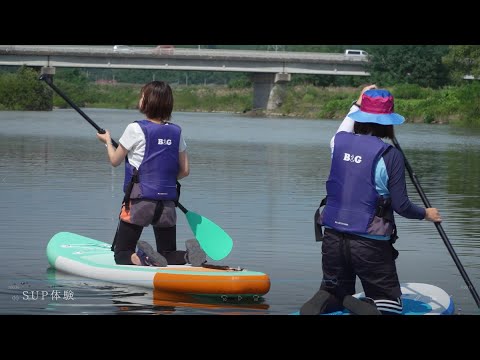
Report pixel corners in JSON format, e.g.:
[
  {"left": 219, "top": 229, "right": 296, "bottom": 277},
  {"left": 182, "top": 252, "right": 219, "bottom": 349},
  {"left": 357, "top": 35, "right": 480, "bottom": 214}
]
[{"left": 349, "top": 89, "right": 405, "bottom": 125}]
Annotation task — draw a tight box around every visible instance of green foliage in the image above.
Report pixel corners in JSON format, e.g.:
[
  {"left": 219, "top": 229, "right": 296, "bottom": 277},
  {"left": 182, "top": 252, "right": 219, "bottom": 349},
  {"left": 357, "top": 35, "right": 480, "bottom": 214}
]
[
  {"left": 174, "top": 88, "right": 201, "bottom": 109},
  {"left": 452, "top": 82, "right": 480, "bottom": 127},
  {"left": 56, "top": 68, "right": 89, "bottom": 86},
  {"left": 318, "top": 99, "right": 352, "bottom": 119},
  {"left": 174, "top": 86, "right": 251, "bottom": 113},
  {"left": 278, "top": 85, "right": 358, "bottom": 118},
  {"left": 443, "top": 45, "right": 480, "bottom": 83},
  {"left": 89, "top": 84, "right": 141, "bottom": 109},
  {"left": 302, "top": 93, "right": 315, "bottom": 103},
  {"left": 0, "top": 66, "right": 52, "bottom": 110},
  {"left": 53, "top": 80, "right": 94, "bottom": 108},
  {"left": 367, "top": 45, "right": 449, "bottom": 88},
  {"left": 273, "top": 82, "right": 480, "bottom": 127},
  {"left": 391, "top": 84, "right": 432, "bottom": 99},
  {"left": 80, "top": 68, "right": 248, "bottom": 87},
  {"left": 422, "top": 112, "right": 435, "bottom": 124},
  {"left": 228, "top": 75, "right": 251, "bottom": 88}
]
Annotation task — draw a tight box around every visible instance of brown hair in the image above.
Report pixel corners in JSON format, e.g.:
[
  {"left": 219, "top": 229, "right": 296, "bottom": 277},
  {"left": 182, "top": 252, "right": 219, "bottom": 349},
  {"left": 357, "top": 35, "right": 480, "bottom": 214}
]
[
  {"left": 139, "top": 81, "right": 174, "bottom": 121},
  {"left": 354, "top": 122, "right": 395, "bottom": 140}
]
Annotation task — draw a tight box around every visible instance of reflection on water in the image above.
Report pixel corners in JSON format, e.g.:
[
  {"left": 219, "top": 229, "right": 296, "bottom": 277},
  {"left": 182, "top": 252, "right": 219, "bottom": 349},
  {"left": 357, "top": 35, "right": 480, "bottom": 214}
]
[{"left": 0, "top": 109, "right": 479, "bottom": 315}]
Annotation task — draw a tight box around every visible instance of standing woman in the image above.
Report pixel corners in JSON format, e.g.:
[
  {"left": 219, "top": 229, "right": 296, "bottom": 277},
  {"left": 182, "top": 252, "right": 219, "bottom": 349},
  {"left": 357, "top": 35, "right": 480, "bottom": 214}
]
[
  {"left": 96, "top": 81, "right": 206, "bottom": 267},
  {"left": 301, "top": 85, "right": 442, "bottom": 315}
]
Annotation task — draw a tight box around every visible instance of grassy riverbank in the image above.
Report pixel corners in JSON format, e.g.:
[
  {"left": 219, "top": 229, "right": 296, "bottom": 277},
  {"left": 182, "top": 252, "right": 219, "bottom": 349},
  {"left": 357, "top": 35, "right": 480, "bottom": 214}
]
[
  {"left": 63, "top": 82, "right": 479, "bottom": 126},
  {"left": 49, "top": 83, "right": 253, "bottom": 114},
  {"left": 278, "top": 83, "right": 480, "bottom": 125},
  {"left": 1, "top": 67, "right": 480, "bottom": 127}
]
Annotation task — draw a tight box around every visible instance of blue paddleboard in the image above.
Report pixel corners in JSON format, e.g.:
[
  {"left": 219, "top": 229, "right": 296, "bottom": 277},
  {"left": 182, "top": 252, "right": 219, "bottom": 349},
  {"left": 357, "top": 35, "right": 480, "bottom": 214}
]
[{"left": 292, "top": 283, "right": 454, "bottom": 315}]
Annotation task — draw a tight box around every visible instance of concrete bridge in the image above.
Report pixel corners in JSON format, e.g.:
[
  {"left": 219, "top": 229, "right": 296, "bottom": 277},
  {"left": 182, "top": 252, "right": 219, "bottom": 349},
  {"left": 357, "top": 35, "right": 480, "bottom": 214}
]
[{"left": 0, "top": 45, "right": 370, "bottom": 111}]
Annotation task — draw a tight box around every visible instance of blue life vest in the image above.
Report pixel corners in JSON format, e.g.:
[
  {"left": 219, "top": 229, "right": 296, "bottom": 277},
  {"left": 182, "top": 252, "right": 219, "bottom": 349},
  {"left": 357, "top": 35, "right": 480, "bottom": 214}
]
[
  {"left": 321, "top": 131, "right": 392, "bottom": 234},
  {"left": 123, "top": 120, "right": 181, "bottom": 201}
]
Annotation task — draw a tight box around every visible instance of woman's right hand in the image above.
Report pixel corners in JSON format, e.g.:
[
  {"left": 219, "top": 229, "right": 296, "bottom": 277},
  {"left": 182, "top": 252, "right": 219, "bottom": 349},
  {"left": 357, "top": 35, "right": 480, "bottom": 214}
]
[
  {"left": 425, "top": 208, "right": 442, "bottom": 223},
  {"left": 96, "top": 130, "right": 111, "bottom": 145}
]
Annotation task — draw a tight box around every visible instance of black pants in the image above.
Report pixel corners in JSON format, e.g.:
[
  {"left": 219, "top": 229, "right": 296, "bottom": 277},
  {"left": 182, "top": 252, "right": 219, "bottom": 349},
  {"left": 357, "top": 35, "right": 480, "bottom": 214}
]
[
  {"left": 113, "top": 220, "right": 187, "bottom": 265},
  {"left": 320, "top": 228, "right": 402, "bottom": 314}
]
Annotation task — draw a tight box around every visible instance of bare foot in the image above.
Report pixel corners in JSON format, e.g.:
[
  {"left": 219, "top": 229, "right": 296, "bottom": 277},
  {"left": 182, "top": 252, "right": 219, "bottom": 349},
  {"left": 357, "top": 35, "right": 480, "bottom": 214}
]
[{"left": 131, "top": 253, "right": 141, "bottom": 265}]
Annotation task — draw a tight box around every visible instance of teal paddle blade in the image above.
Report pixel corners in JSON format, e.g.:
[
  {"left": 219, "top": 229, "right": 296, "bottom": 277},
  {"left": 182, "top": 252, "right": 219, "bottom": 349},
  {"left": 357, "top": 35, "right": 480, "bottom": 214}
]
[{"left": 185, "top": 210, "right": 233, "bottom": 261}]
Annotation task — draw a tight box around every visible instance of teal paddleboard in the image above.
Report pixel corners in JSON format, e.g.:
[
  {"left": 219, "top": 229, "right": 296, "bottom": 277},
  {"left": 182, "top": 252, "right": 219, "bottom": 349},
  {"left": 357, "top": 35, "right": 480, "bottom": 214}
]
[{"left": 47, "top": 232, "right": 271, "bottom": 297}]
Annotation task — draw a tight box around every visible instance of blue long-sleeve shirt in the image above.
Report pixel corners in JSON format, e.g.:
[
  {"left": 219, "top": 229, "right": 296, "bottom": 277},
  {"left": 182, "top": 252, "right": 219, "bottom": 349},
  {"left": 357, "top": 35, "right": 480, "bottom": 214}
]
[{"left": 382, "top": 146, "right": 425, "bottom": 219}]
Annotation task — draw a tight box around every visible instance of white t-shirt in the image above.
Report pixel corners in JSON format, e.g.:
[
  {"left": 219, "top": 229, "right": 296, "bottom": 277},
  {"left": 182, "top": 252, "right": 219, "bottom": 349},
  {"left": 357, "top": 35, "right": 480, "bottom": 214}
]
[{"left": 119, "top": 122, "right": 187, "bottom": 169}]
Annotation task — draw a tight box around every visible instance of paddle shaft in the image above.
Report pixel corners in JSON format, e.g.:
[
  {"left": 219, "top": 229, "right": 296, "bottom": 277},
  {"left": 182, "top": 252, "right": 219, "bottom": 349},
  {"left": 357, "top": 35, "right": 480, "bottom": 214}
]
[
  {"left": 39, "top": 74, "right": 189, "bottom": 210},
  {"left": 176, "top": 202, "right": 188, "bottom": 214},
  {"left": 40, "top": 74, "right": 119, "bottom": 147},
  {"left": 393, "top": 137, "right": 480, "bottom": 308}
]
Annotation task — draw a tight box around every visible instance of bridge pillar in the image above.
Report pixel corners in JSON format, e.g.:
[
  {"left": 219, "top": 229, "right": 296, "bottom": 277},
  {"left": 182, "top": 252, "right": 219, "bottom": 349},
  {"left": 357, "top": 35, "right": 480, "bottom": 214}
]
[
  {"left": 251, "top": 72, "right": 291, "bottom": 112},
  {"left": 39, "top": 67, "right": 56, "bottom": 110},
  {"left": 267, "top": 73, "right": 291, "bottom": 111},
  {"left": 252, "top": 73, "right": 275, "bottom": 111}
]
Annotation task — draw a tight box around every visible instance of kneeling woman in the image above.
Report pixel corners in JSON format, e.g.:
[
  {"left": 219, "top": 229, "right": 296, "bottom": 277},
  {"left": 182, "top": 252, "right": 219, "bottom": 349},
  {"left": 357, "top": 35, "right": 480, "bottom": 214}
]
[{"left": 96, "top": 80, "right": 206, "bottom": 267}]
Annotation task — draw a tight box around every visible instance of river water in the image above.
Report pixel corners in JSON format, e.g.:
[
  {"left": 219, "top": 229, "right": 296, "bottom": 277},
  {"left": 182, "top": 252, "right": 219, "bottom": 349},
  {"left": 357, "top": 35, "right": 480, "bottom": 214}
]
[{"left": 0, "top": 108, "right": 479, "bottom": 315}]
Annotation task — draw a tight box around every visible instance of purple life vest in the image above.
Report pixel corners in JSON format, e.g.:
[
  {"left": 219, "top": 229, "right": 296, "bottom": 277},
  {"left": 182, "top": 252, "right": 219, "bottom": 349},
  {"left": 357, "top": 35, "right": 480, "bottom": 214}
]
[
  {"left": 123, "top": 120, "right": 181, "bottom": 201},
  {"left": 321, "top": 131, "right": 391, "bottom": 234}
]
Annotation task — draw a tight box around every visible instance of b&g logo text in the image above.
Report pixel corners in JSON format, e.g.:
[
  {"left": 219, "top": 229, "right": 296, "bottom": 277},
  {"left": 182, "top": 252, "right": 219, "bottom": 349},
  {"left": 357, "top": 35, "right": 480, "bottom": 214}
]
[
  {"left": 158, "top": 139, "right": 172, "bottom": 145},
  {"left": 343, "top": 153, "right": 362, "bottom": 164}
]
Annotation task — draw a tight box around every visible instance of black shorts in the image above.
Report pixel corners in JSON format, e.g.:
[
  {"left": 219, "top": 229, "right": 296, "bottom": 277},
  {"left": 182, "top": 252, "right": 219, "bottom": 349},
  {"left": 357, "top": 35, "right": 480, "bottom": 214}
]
[{"left": 320, "top": 228, "right": 401, "bottom": 302}]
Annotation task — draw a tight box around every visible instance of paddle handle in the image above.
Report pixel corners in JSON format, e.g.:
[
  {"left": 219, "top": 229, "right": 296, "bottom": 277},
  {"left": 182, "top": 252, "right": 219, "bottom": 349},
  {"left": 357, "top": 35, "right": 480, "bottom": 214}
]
[{"left": 393, "top": 137, "right": 480, "bottom": 308}]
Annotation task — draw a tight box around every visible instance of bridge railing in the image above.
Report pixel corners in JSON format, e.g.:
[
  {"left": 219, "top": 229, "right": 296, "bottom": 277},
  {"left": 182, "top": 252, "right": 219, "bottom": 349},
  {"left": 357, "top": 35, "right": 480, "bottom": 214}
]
[{"left": 0, "top": 45, "right": 368, "bottom": 63}]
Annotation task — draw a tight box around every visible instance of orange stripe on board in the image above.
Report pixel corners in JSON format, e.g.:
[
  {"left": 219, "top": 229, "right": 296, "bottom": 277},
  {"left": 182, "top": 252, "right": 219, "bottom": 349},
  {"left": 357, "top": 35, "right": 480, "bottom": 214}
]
[{"left": 153, "top": 272, "right": 271, "bottom": 295}]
